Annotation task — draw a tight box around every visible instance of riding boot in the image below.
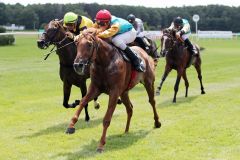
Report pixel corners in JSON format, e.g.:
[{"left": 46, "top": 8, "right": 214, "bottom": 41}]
[
  {"left": 124, "top": 46, "right": 145, "bottom": 72},
  {"left": 135, "top": 37, "right": 149, "bottom": 51},
  {"left": 184, "top": 38, "right": 198, "bottom": 56}
]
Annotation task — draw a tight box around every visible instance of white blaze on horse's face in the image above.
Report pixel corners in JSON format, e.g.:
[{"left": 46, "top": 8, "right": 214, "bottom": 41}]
[{"left": 162, "top": 36, "right": 168, "bottom": 51}]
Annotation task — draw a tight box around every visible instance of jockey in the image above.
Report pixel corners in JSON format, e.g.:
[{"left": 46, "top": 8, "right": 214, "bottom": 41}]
[
  {"left": 93, "top": 9, "right": 145, "bottom": 72},
  {"left": 127, "top": 14, "right": 150, "bottom": 51},
  {"left": 63, "top": 12, "right": 93, "bottom": 40},
  {"left": 168, "top": 17, "right": 198, "bottom": 55}
]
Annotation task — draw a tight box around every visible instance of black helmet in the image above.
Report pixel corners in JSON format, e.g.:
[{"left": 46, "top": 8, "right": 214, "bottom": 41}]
[
  {"left": 173, "top": 17, "right": 183, "bottom": 27},
  {"left": 127, "top": 14, "right": 136, "bottom": 23}
]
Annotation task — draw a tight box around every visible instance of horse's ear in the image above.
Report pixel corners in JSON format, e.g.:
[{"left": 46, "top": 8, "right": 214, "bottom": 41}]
[{"left": 58, "top": 19, "right": 64, "bottom": 26}]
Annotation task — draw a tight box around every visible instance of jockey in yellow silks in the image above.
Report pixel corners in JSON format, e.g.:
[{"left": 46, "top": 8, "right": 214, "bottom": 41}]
[{"left": 63, "top": 12, "right": 93, "bottom": 40}]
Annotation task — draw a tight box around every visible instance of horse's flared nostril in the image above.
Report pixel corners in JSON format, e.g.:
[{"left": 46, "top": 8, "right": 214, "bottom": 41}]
[{"left": 37, "top": 40, "right": 45, "bottom": 49}]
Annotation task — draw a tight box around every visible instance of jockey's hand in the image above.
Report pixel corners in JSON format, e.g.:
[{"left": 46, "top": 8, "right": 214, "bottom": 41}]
[
  {"left": 65, "top": 32, "right": 74, "bottom": 39},
  {"left": 74, "top": 35, "right": 79, "bottom": 42},
  {"left": 175, "top": 31, "right": 181, "bottom": 39}
]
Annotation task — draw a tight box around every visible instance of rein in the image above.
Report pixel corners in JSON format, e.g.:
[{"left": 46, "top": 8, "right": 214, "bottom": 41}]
[{"left": 43, "top": 40, "right": 75, "bottom": 60}]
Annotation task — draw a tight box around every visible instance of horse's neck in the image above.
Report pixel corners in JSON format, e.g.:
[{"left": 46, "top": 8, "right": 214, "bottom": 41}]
[
  {"left": 56, "top": 39, "right": 77, "bottom": 65},
  {"left": 167, "top": 44, "right": 185, "bottom": 60},
  {"left": 95, "top": 40, "right": 119, "bottom": 66}
]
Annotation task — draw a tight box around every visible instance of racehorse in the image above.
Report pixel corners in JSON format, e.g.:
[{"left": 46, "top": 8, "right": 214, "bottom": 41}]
[
  {"left": 130, "top": 36, "right": 160, "bottom": 66},
  {"left": 155, "top": 29, "right": 205, "bottom": 103},
  {"left": 66, "top": 28, "right": 161, "bottom": 152},
  {"left": 37, "top": 20, "right": 100, "bottom": 121}
]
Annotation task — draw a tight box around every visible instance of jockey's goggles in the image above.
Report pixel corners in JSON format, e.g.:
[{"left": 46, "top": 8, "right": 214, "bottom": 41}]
[{"left": 65, "top": 23, "right": 75, "bottom": 27}]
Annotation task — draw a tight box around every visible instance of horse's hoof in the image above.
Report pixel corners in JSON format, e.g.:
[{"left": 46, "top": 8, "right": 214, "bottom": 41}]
[
  {"left": 96, "top": 148, "right": 104, "bottom": 153},
  {"left": 65, "top": 128, "right": 75, "bottom": 134},
  {"left": 155, "top": 121, "right": 161, "bottom": 128},
  {"left": 201, "top": 91, "right": 206, "bottom": 94},
  {"left": 85, "top": 116, "right": 90, "bottom": 122},
  {"left": 75, "top": 100, "right": 80, "bottom": 105},
  {"left": 155, "top": 91, "right": 160, "bottom": 96},
  {"left": 63, "top": 104, "right": 69, "bottom": 109},
  {"left": 117, "top": 99, "right": 122, "bottom": 105},
  {"left": 94, "top": 104, "right": 100, "bottom": 110},
  {"left": 172, "top": 99, "right": 176, "bottom": 103}
]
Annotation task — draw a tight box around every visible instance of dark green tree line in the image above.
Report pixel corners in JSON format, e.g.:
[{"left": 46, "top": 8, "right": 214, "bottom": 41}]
[{"left": 0, "top": 3, "right": 239, "bottom": 32}]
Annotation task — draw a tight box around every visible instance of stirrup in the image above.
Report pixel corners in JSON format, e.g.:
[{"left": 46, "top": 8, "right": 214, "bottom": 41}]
[{"left": 135, "top": 60, "right": 146, "bottom": 72}]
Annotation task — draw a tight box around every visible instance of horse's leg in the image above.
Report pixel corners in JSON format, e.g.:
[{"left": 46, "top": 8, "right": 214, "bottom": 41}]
[
  {"left": 144, "top": 77, "right": 161, "bottom": 128},
  {"left": 66, "top": 84, "right": 100, "bottom": 134},
  {"left": 97, "top": 92, "right": 119, "bottom": 153},
  {"left": 79, "top": 82, "right": 90, "bottom": 122},
  {"left": 63, "top": 82, "right": 73, "bottom": 108},
  {"left": 120, "top": 91, "right": 133, "bottom": 133},
  {"left": 93, "top": 97, "right": 100, "bottom": 109},
  {"left": 182, "top": 70, "right": 189, "bottom": 97},
  {"left": 156, "top": 65, "right": 172, "bottom": 96},
  {"left": 173, "top": 69, "right": 183, "bottom": 103},
  {"left": 194, "top": 59, "right": 206, "bottom": 94}
]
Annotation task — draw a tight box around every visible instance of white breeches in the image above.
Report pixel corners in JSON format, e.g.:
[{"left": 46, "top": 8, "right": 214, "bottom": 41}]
[
  {"left": 112, "top": 28, "right": 137, "bottom": 50},
  {"left": 181, "top": 32, "right": 191, "bottom": 40}
]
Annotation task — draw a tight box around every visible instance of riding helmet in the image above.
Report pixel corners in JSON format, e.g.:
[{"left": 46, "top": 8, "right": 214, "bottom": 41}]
[
  {"left": 127, "top": 14, "right": 136, "bottom": 23},
  {"left": 64, "top": 12, "right": 78, "bottom": 24},
  {"left": 173, "top": 17, "right": 183, "bottom": 27},
  {"left": 95, "top": 9, "right": 112, "bottom": 22}
]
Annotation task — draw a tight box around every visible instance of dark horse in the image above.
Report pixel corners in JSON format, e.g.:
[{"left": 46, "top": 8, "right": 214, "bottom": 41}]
[
  {"left": 37, "top": 20, "right": 100, "bottom": 121},
  {"left": 130, "top": 36, "right": 160, "bottom": 66},
  {"left": 155, "top": 29, "right": 205, "bottom": 103},
  {"left": 66, "top": 28, "right": 161, "bottom": 152}
]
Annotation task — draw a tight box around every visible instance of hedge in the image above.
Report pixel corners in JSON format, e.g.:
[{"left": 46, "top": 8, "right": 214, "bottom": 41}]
[{"left": 0, "top": 35, "right": 15, "bottom": 46}]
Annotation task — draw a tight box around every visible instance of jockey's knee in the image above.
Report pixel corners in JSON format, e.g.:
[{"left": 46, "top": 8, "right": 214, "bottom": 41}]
[{"left": 112, "top": 40, "right": 127, "bottom": 50}]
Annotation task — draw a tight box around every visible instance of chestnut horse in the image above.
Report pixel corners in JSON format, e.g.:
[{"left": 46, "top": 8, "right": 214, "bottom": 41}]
[
  {"left": 66, "top": 28, "right": 161, "bottom": 152},
  {"left": 37, "top": 20, "right": 100, "bottom": 121},
  {"left": 156, "top": 29, "right": 205, "bottom": 103}
]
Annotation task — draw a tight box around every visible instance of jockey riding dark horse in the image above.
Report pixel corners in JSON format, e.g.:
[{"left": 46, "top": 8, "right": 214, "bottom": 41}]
[
  {"left": 127, "top": 14, "right": 160, "bottom": 63},
  {"left": 37, "top": 19, "right": 100, "bottom": 121},
  {"left": 155, "top": 17, "right": 205, "bottom": 103}
]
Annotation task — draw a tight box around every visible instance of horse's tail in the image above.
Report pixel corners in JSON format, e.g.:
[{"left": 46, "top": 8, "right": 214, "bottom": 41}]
[
  {"left": 195, "top": 44, "right": 206, "bottom": 54},
  {"left": 200, "top": 47, "right": 205, "bottom": 51}
]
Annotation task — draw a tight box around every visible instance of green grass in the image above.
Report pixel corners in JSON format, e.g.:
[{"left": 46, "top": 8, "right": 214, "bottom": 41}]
[{"left": 0, "top": 35, "right": 240, "bottom": 160}]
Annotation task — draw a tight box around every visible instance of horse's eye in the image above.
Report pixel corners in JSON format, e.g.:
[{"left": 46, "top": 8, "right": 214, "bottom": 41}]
[{"left": 87, "top": 42, "right": 92, "bottom": 48}]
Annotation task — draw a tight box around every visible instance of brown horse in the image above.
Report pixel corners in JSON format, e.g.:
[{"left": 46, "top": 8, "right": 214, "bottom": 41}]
[
  {"left": 156, "top": 29, "right": 205, "bottom": 103},
  {"left": 37, "top": 20, "right": 100, "bottom": 121},
  {"left": 66, "top": 28, "right": 161, "bottom": 152}
]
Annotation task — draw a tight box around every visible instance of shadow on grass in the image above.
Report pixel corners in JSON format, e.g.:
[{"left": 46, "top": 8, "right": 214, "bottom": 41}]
[
  {"left": 156, "top": 94, "right": 202, "bottom": 108},
  {"left": 17, "top": 117, "right": 104, "bottom": 139},
  {"left": 53, "top": 129, "right": 151, "bottom": 160}
]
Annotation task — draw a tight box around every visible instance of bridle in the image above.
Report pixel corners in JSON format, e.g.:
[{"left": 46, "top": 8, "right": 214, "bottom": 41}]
[
  {"left": 161, "top": 31, "right": 184, "bottom": 56},
  {"left": 73, "top": 32, "right": 99, "bottom": 68},
  {"left": 42, "top": 21, "right": 75, "bottom": 60}
]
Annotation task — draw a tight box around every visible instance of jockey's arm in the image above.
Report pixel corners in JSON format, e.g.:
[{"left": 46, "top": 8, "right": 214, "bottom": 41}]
[
  {"left": 96, "top": 23, "right": 119, "bottom": 39},
  {"left": 136, "top": 20, "right": 144, "bottom": 35},
  {"left": 180, "top": 23, "right": 190, "bottom": 34}
]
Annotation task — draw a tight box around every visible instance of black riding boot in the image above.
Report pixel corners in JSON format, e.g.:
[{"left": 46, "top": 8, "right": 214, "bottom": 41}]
[
  {"left": 184, "top": 38, "right": 198, "bottom": 56},
  {"left": 124, "top": 46, "right": 145, "bottom": 72}
]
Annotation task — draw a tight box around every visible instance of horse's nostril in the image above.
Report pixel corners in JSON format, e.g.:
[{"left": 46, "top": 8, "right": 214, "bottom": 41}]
[
  {"left": 37, "top": 40, "right": 45, "bottom": 48},
  {"left": 73, "top": 63, "right": 79, "bottom": 68}
]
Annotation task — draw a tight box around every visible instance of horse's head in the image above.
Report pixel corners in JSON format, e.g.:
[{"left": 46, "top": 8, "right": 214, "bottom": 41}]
[
  {"left": 73, "top": 28, "right": 99, "bottom": 75},
  {"left": 37, "top": 20, "right": 65, "bottom": 49},
  {"left": 160, "top": 28, "right": 180, "bottom": 56}
]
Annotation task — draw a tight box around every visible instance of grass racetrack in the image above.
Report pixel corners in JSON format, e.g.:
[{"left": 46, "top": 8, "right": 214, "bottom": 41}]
[{"left": 0, "top": 35, "right": 240, "bottom": 160}]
